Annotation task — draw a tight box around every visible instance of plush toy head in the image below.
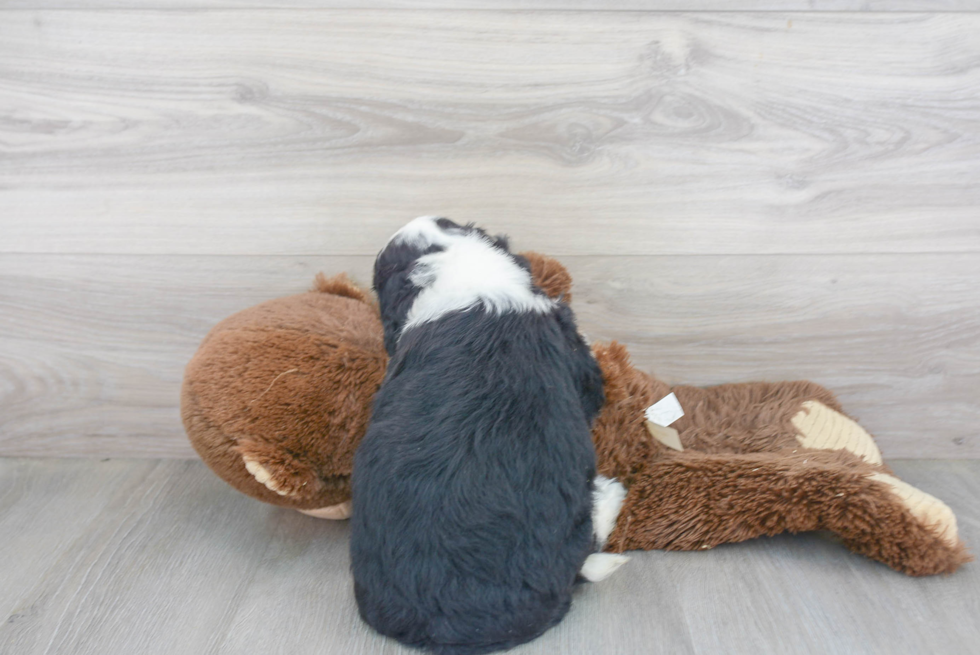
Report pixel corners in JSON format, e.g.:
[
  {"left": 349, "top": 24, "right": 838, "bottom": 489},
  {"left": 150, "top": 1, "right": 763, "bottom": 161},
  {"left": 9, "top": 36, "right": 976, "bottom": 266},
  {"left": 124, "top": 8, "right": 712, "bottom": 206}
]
[{"left": 181, "top": 273, "right": 386, "bottom": 518}]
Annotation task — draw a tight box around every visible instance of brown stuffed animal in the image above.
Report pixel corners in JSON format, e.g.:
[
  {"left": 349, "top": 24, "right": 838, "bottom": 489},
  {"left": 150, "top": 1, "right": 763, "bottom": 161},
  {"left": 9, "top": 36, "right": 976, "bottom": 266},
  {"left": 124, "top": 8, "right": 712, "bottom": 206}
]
[{"left": 181, "top": 254, "right": 970, "bottom": 575}]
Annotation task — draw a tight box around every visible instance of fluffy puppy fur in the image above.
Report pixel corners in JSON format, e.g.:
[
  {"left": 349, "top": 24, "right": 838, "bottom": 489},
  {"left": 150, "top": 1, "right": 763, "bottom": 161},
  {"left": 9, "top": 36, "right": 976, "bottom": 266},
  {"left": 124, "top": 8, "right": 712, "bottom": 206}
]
[{"left": 351, "top": 217, "right": 625, "bottom": 655}]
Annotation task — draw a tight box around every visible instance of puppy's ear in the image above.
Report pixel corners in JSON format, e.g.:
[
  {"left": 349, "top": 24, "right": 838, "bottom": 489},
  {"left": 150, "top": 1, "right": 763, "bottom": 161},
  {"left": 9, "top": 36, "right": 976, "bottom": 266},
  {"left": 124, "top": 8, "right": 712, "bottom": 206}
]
[
  {"left": 488, "top": 233, "right": 511, "bottom": 252},
  {"left": 375, "top": 270, "right": 417, "bottom": 356},
  {"left": 373, "top": 243, "right": 427, "bottom": 356},
  {"left": 554, "top": 304, "right": 605, "bottom": 421}
]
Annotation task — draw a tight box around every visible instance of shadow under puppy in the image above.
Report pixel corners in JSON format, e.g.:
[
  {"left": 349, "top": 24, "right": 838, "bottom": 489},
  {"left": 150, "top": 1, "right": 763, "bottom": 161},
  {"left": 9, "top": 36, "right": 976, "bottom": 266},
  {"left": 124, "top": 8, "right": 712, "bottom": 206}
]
[{"left": 351, "top": 217, "right": 628, "bottom": 655}]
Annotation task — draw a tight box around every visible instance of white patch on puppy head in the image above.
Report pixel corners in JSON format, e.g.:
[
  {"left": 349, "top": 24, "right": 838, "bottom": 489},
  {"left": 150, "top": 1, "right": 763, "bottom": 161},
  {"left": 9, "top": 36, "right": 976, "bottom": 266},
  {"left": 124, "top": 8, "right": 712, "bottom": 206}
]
[
  {"left": 592, "top": 475, "right": 627, "bottom": 550},
  {"left": 386, "top": 216, "right": 455, "bottom": 250},
  {"left": 403, "top": 229, "right": 555, "bottom": 331}
]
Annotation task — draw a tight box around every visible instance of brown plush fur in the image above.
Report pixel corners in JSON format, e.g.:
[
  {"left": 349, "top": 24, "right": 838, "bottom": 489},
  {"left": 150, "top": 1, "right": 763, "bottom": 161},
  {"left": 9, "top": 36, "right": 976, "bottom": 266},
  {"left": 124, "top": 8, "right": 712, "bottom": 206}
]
[
  {"left": 592, "top": 342, "right": 972, "bottom": 576},
  {"left": 523, "top": 251, "right": 574, "bottom": 303},
  {"left": 610, "top": 450, "right": 970, "bottom": 576},
  {"left": 181, "top": 257, "right": 971, "bottom": 576},
  {"left": 181, "top": 273, "right": 386, "bottom": 510}
]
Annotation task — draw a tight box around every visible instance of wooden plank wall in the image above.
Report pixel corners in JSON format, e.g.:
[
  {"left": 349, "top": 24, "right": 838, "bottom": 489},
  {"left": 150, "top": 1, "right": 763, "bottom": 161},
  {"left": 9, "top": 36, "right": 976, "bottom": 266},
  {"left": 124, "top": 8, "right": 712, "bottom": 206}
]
[{"left": 1, "top": 4, "right": 978, "bottom": 458}]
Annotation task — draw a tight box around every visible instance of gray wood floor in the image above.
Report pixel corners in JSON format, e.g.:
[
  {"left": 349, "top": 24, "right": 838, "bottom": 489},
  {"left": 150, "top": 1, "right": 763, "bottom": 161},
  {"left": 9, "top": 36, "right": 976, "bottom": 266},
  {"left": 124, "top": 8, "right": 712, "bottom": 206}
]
[{"left": 0, "top": 458, "right": 977, "bottom": 655}]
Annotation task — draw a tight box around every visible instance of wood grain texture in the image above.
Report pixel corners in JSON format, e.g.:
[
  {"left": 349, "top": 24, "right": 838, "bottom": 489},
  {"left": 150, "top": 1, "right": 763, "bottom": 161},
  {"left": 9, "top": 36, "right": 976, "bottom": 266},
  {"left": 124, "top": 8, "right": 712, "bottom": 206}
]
[
  {"left": 4, "top": 2, "right": 980, "bottom": 10},
  {"left": 1, "top": 253, "right": 976, "bottom": 458},
  {"left": 0, "top": 255, "right": 360, "bottom": 459},
  {"left": 0, "top": 458, "right": 977, "bottom": 654},
  {"left": 2, "top": 12, "right": 979, "bottom": 256}
]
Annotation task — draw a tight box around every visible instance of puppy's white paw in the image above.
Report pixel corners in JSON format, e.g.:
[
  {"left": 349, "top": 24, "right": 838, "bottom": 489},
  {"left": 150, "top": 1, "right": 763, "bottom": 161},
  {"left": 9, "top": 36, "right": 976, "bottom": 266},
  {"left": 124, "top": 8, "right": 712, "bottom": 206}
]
[
  {"left": 592, "top": 475, "right": 627, "bottom": 550},
  {"left": 580, "top": 553, "right": 630, "bottom": 582}
]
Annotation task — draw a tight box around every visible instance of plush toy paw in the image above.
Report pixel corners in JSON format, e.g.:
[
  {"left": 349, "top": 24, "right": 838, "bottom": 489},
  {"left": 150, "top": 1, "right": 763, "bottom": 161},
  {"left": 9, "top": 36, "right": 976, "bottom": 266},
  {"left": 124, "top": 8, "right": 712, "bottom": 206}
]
[
  {"left": 297, "top": 501, "right": 353, "bottom": 520},
  {"left": 791, "top": 400, "right": 883, "bottom": 465},
  {"left": 869, "top": 472, "right": 959, "bottom": 547},
  {"left": 791, "top": 401, "right": 958, "bottom": 545}
]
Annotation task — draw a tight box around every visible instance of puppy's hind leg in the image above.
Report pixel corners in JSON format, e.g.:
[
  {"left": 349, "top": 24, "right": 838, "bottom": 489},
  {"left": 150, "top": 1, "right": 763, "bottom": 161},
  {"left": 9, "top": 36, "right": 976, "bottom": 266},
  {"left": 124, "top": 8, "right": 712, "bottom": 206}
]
[
  {"left": 580, "top": 553, "right": 629, "bottom": 582},
  {"left": 592, "top": 475, "right": 627, "bottom": 549},
  {"left": 580, "top": 475, "right": 629, "bottom": 582}
]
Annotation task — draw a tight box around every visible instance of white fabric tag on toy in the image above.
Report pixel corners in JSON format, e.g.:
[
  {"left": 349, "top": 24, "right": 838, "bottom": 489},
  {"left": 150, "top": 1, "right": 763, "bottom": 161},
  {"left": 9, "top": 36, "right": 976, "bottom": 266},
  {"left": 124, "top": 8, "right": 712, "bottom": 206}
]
[
  {"left": 645, "top": 393, "right": 685, "bottom": 451},
  {"left": 646, "top": 393, "right": 684, "bottom": 427}
]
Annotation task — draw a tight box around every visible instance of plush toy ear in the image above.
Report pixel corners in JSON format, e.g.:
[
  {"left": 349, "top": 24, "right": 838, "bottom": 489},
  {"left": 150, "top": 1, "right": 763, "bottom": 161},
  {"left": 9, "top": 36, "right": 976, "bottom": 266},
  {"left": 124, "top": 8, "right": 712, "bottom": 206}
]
[
  {"left": 519, "top": 251, "right": 574, "bottom": 302},
  {"left": 373, "top": 241, "right": 430, "bottom": 356},
  {"left": 488, "top": 232, "right": 512, "bottom": 251},
  {"left": 312, "top": 272, "right": 374, "bottom": 305}
]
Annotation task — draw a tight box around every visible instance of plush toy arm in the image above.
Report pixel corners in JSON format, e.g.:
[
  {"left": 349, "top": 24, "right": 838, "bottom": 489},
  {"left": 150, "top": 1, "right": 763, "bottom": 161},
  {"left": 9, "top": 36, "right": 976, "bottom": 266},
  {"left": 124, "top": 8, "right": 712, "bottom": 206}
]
[{"left": 608, "top": 449, "right": 971, "bottom": 576}]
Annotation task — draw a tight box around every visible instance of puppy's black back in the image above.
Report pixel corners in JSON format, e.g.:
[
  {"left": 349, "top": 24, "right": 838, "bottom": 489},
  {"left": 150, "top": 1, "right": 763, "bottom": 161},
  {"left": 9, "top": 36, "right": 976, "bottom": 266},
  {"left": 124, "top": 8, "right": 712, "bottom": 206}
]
[{"left": 351, "top": 306, "right": 602, "bottom": 655}]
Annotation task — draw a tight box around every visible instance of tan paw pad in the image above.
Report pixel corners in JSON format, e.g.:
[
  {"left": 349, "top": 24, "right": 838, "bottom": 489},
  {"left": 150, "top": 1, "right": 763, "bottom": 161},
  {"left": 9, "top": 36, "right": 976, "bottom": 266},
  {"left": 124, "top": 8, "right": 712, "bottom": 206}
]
[
  {"left": 791, "top": 400, "right": 882, "bottom": 465},
  {"left": 243, "top": 457, "right": 292, "bottom": 496},
  {"left": 298, "top": 501, "right": 352, "bottom": 520},
  {"left": 869, "top": 473, "right": 959, "bottom": 547}
]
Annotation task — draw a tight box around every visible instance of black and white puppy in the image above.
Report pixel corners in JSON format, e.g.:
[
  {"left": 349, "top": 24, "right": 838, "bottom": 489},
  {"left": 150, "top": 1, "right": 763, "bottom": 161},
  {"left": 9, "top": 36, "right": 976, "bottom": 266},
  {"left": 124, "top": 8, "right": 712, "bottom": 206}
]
[{"left": 351, "top": 217, "right": 628, "bottom": 655}]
